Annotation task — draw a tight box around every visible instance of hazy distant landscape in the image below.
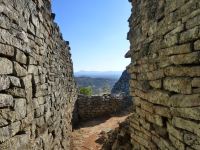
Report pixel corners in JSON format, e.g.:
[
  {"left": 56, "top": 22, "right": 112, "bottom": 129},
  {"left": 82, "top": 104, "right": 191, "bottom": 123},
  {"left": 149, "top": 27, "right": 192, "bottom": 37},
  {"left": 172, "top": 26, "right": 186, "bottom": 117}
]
[
  {"left": 75, "top": 71, "right": 122, "bottom": 95},
  {"left": 75, "top": 71, "right": 122, "bottom": 79}
]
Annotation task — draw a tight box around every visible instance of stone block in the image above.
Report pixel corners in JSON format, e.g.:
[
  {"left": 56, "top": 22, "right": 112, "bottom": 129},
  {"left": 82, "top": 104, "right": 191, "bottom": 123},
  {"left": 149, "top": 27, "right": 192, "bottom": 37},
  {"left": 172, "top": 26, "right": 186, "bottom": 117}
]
[
  {"left": 16, "top": 50, "right": 27, "bottom": 64},
  {"left": 0, "top": 43, "right": 15, "bottom": 57},
  {"left": 192, "top": 78, "right": 200, "bottom": 87},
  {"left": 22, "top": 75, "right": 32, "bottom": 89},
  {"left": 14, "top": 62, "right": 27, "bottom": 77},
  {"left": 165, "top": 0, "right": 185, "bottom": 14},
  {"left": 34, "top": 105, "right": 45, "bottom": 118},
  {"left": 169, "top": 52, "right": 200, "bottom": 65},
  {"left": 0, "top": 75, "right": 10, "bottom": 91},
  {"left": 186, "top": 14, "right": 200, "bottom": 29},
  {"left": 167, "top": 123, "right": 183, "bottom": 141},
  {"left": 154, "top": 105, "right": 171, "bottom": 118},
  {"left": 179, "top": 27, "right": 199, "bottom": 43},
  {"left": 140, "top": 99, "right": 154, "bottom": 113},
  {"left": 152, "top": 135, "right": 176, "bottom": 150},
  {"left": 193, "top": 88, "right": 200, "bottom": 94},
  {"left": 6, "top": 87, "right": 25, "bottom": 98},
  {"left": 159, "top": 44, "right": 191, "bottom": 56},
  {"left": 132, "top": 134, "right": 155, "bottom": 149},
  {"left": 172, "top": 117, "right": 200, "bottom": 137},
  {"left": 169, "top": 134, "right": 185, "bottom": 150},
  {"left": 9, "top": 76, "right": 21, "bottom": 87},
  {"left": 149, "top": 80, "right": 162, "bottom": 89},
  {"left": 14, "top": 98, "right": 27, "bottom": 120},
  {"left": 163, "top": 77, "right": 192, "bottom": 94},
  {"left": 147, "top": 69, "right": 164, "bottom": 80},
  {"left": 170, "top": 94, "right": 200, "bottom": 107},
  {"left": 164, "top": 66, "right": 200, "bottom": 77},
  {"left": 184, "top": 131, "right": 200, "bottom": 150},
  {"left": 28, "top": 65, "right": 39, "bottom": 75},
  {"left": 164, "top": 34, "right": 178, "bottom": 47},
  {"left": 0, "top": 94, "right": 13, "bottom": 108},
  {"left": 0, "top": 58, "right": 13, "bottom": 75},
  {"left": 194, "top": 40, "right": 200, "bottom": 50},
  {"left": 148, "top": 90, "right": 170, "bottom": 106},
  {"left": 171, "top": 107, "right": 200, "bottom": 120}
]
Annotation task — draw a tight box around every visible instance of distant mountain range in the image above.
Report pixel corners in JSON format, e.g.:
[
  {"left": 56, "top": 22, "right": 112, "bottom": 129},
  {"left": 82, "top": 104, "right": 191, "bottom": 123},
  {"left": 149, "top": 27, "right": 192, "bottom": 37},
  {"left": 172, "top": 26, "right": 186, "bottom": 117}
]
[
  {"left": 75, "top": 77, "right": 118, "bottom": 95},
  {"left": 74, "top": 71, "right": 122, "bottom": 79}
]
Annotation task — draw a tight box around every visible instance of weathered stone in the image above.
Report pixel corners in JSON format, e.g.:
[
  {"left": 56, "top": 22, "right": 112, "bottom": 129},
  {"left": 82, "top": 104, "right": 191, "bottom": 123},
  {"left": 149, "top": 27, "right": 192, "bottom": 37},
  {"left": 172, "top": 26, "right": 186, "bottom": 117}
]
[
  {"left": 0, "top": 75, "right": 10, "bottom": 91},
  {"left": 0, "top": 58, "right": 13, "bottom": 75},
  {"left": 169, "top": 52, "right": 200, "bottom": 65},
  {"left": 164, "top": 34, "right": 178, "bottom": 47},
  {"left": 184, "top": 131, "right": 200, "bottom": 150},
  {"left": 14, "top": 62, "right": 27, "bottom": 77},
  {"left": 167, "top": 123, "right": 183, "bottom": 141},
  {"left": 0, "top": 94, "right": 13, "bottom": 108},
  {"left": 159, "top": 44, "right": 191, "bottom": 56},
  {"left": 0, "top": 134, "right": 31, "bottom": 150},
  {"left": 192, "top": 78, "right": 200, "bottom": 87},
  {"left": 28, "top": 65, "right": 39, "bottom": 75},
  {"left": 127, "top": 0, "right": 200, "bottom": 149},
  {"left": 149, "top": 80, "right": 162, "bottom": 89},
  {"left": 164, "top": 66, "right": 200, "bottom": 77},
  {"left": 16, "top": 50, "right": 27, "bottom": 64},
  {"left": 16, "top": 31, "right": 29, "bottom": 43},
  {"left": 179, "top": 27, "right": 199, "bottom": 43},
  {"left": 76, "top": 94, "right": 129, "bottom": 121},
  {"left": 186, "top": 14, "right": 200, "bottom": 29},
  {"left": 163, "top": 77, "right": 192, "bottom": 94},
  {"left": 193, "top": 88, "right": 200, "bottom": 94},
  {"left": 34, "top": 105, "right": 45, "bottom": 118},
  {"left": 171, "top": 107, "right": 200, "bottom": 120},
  {"left": 22, "top": 75, "right": 32, "bottom": 89},
  {"left": 14, "top": 98, "right": 26, "bottom": 120},
  {"left": 0, "top": 1, "right": 77, "bottom": 149},
  {"left": 169, "top": 134, "right": 185, "bottom": 150},
  {"left": 165, "top": 0, "right": 185, "bottom": 13},
  {"left": 154, "top": 105, "right": 171, "bottom": 118},
  {"left": 0, "top": 43, "right": 15, "bottom": 57},
  {"left": 147, "top": 70, "right": 164, "bottom": 80},
  {"left": 6, "top": 87, "right": 25, "bottom": 98},
  {"left": 170, "top": 94, "right": 200, "bottom": 107},
  {"left": 172, "top": 117, "right": 200, "bottom": 137},
  {"left": 152, "top": 135, "right": 176, "bottom": 150},
  {"left": 9, "top": 76, "right": 21, "bottom": 87},
  {"left": 194, "top": 40, "right": 200, "bottom": 50}
]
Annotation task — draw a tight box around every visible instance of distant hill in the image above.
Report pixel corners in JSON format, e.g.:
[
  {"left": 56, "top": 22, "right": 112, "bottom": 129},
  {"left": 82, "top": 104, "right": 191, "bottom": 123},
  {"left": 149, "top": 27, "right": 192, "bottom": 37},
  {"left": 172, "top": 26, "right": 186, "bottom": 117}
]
[
  {"left": 111, "top": 70, "right": 130, "bottom": 96},
  {"left": 75, "top": 71, "right": 122, "bottom": 79},
  {"left": 75, "top": 77, "right": 118, "bottom": 95}
]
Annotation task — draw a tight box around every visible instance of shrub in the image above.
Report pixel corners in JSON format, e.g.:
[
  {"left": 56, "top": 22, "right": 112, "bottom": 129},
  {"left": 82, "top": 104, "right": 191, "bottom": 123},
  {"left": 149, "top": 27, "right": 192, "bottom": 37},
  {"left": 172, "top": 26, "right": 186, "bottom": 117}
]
[{"left": 79, "top": 86, "right": 93, "bottom": 96}]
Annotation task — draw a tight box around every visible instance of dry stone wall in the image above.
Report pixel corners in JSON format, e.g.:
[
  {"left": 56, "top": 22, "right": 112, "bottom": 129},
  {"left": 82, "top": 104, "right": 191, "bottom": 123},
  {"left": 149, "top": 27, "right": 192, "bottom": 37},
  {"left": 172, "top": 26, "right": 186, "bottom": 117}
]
[
  {"left": 0, "top": 0, "right": 77, "bottom": 149},
  {"left": 127, "top": 0, "right": 200, "bottom": 149},
  {"left": 75, "top": 94, "right": 130, "bottom": 121}
]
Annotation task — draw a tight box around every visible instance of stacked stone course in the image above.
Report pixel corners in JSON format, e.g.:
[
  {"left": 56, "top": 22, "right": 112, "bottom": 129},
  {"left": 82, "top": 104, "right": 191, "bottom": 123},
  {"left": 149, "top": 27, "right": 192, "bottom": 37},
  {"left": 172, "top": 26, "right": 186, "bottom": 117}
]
[
  {"left": 75, "top": 94, "right": 130, "bottom": 121},
  {"left": 127, "top": 0, "right": 200, "bottom": 149},
  {"left": 0, "top": 0, "right": 77, "bottom": 149}
]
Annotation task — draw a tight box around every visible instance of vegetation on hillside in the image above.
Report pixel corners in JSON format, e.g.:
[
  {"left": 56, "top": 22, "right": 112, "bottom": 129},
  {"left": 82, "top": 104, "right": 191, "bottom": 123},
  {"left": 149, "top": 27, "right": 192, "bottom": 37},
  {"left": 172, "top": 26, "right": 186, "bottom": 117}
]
[
  {"left": 75, "top": 77, "right": 118, "bottom": 95},
  {"left": 79, "top": 86, "right": 93, "bottom": 96}
]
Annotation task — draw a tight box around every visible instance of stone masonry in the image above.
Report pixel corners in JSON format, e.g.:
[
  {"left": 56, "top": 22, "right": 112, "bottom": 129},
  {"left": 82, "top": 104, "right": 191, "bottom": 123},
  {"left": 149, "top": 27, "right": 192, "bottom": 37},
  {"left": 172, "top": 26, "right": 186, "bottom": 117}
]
[
  {"left": 0, "top": 0, "right": 77, "bottom": 149},
  {"left": 127, "top": 0, "right": 200, "bottom": 149},
  {"left": 75, "top": 94, "right": 130, "bottom": 122}
]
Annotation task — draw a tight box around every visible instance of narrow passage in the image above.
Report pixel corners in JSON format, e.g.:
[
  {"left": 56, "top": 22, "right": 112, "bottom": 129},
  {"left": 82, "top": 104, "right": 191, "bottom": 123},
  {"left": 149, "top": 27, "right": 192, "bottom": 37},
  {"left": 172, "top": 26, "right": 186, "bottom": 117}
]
[{"left": 71, "top": 113, "right": 129, "bottom": 150}]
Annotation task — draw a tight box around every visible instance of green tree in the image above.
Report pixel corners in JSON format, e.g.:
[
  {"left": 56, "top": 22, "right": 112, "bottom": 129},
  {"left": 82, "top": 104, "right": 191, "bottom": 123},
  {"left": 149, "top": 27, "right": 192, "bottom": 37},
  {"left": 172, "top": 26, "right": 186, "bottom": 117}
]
[{"left": 79, "top": 86, "right": 93, "bottom": 96}]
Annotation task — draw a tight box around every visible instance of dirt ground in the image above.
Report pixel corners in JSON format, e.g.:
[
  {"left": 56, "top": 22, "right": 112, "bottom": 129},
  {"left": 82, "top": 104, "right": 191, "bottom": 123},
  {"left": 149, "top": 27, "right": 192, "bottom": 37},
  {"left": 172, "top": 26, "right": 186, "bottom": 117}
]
[{"left": 70, "top": 113, "right": 129, "bottom": 150}]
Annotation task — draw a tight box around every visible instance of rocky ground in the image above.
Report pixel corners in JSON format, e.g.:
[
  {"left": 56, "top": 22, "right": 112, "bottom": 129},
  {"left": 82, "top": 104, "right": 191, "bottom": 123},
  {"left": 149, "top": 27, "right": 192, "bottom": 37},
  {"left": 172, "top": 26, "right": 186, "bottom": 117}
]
[{"left": 70, "top": 111, "right": 130, "bottom": 150}]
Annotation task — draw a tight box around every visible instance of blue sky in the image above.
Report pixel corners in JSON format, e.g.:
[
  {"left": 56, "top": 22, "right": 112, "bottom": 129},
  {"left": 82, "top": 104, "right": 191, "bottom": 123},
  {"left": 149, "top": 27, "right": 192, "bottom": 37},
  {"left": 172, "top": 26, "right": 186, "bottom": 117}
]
[{"left": 52, "top": 0, "right": 131, "bottom": 72}]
